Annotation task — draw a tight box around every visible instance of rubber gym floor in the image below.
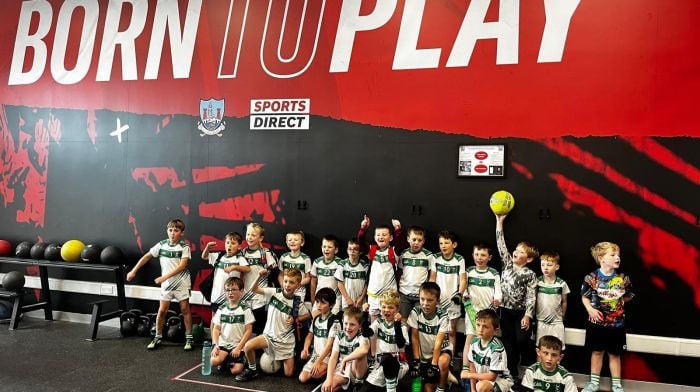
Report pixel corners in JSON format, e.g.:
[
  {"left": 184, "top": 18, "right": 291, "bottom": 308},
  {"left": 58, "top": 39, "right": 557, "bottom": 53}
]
[{"left": 0, "top": 317, "right": 420, "bottom": 392}]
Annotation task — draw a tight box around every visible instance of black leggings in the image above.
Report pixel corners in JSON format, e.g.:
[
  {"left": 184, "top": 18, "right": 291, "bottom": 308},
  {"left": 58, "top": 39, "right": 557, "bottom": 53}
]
[{"left": 499, "top": 307, "right": 533, "bottom": 379}]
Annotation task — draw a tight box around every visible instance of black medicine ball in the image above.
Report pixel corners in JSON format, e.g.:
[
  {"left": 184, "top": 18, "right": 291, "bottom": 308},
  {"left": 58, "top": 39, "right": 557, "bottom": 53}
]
[
  {"left": 15, "top": 241, "right": 34, "bottom": 259},
  {"left": 30, "top": 242, "right": 48, "bottom": 259},
  {"left": 81, "top": 244, "right": 102, "bottom": 263},
  {"left": 44, "top": 243, "right": 62, "bottom": 261}
]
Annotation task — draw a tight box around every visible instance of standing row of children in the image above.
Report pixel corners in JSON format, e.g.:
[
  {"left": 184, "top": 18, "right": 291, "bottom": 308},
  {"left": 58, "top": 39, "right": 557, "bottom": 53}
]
[{"left": 125, "top": 214, "right": 634, "bottom": 392}]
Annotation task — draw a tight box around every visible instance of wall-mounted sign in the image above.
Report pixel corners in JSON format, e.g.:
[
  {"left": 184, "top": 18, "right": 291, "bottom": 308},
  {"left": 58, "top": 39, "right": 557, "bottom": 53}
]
[{"left": 457, "top": 145, "right": 505, "bottom": 177}]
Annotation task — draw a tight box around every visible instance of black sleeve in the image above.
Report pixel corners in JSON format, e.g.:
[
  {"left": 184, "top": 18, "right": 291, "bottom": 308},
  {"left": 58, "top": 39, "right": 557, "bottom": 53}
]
[{"left": 394, "top": 321, "right": 406, "bottom": 348}]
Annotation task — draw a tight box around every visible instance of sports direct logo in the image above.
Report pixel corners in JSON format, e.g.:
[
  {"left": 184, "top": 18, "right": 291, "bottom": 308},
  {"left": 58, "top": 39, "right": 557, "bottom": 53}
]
[{"left": 250, "top": 99, "right": 310, "bottom": 130}]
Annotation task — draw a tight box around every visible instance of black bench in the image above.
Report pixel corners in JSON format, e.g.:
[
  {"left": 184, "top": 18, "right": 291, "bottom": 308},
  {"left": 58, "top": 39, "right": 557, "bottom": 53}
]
[{"left": 0, "top": 288, "right": 24, "bottom": 330}]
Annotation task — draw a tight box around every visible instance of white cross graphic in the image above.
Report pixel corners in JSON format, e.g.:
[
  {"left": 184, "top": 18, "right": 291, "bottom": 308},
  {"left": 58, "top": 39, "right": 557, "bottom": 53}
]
[{"left": 110, "top": 117, "right": 129, "bottom": 143}]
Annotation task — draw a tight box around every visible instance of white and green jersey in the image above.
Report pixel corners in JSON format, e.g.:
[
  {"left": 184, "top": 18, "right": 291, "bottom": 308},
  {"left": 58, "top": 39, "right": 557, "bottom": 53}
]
[
  {"left": 260, "top": 288, "right": 309, "bottom": 344},
  {"left": 467, "top": 336, "right": 512, "bottom": 380},
  {"left": 334, "top": 258, "right": 369, "bottom": 306},
  {"left": 332, "top": 330, "right": 367, "bottom": 362},
  {"left": 465, "top": 266, "right": 502, "bottom": 311},
  {"left": 398, "top": 248, "right": 432, "bottom": 296},
  {"left": 311, "top": 313, "right": 341, "bottom": 357},
  {"left": 279, "top": 251, "right": 311, "bottom": 298},
  {"left": 522, "top": 363, "right": 577, "bottom": 392},
  {"left": 213, "top": 302, "right": 255, "bottom": 349},
  {"left": 536, "top": 276, "right": 570, "bottom": 324},
  {"left": 149, "top": 239, "right": 191, "bottom": 291},
  {"left": 312, "top": 256, "right": 342, "bottom": 294},
  {"left": 430, "top": 252, "right": 465, "bottom": 308},
  {"left": 208, "top": 252, "right": 248, "bottom": 305},
  {"left": 366, "top": 247, "right": 397, "bottom": 297},
  {"left": 407, "top": 306, "right": 451, "bottom": 361},
  {"left": 241, "top": 247, "right": 278, "bottom": 310},
  {"left": 370, "top": 317, "right": 408, "bottom": 356}
]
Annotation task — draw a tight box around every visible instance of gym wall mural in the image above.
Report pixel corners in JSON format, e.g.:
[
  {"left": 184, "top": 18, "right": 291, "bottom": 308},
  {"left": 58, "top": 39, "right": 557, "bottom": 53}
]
[{"left": 1, "top": 0, "right": 698, "bottom": 384}]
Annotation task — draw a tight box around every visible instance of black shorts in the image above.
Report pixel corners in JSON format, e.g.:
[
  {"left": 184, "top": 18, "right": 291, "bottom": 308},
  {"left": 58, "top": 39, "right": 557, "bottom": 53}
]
[
  {"left": 585, "top": 322, "right": 627, "bottom": 355},
  {"left": 217, "top": 346, "right": 246, "bottom": 364}
]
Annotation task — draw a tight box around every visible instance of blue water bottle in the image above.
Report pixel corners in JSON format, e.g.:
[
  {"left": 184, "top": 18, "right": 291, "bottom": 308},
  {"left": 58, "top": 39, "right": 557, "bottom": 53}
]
[{"left": 201, "top": 341, "right": 212, "bottom": 375}]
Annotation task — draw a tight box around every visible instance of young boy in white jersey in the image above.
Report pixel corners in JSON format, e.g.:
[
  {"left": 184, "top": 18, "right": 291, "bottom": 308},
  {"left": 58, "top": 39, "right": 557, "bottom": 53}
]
[
  {"left": 462, "top": 309, "right": 514, "bottom": 392},
  {"left": 357, "top": 214, "right": 403, "bottom": 321},
  {"left": 201, "top": 232, "right": 251, "bottom": 315},
  {"left": 299, "top": 287, "right": 341, "bottom": 384},
  {"left": 461, "top": 242, "right": 502, "bottom": 376},
  {"left": 210, "top": 277, "right": 255, "bottom": 376},
  {"left": 428, "top": 230, "right": 466, "bottom": 364},
  {"left": 397, "top": 226, "right": 432, "bottom": 321},
  {"left": 522, "top": 335, "right": 577, "bottom": 392},
  {"left": 240, "top": 222, "right": 278, "bottom": 336},
  {"left": 535, "top": 251, "right": 570, "bottom": 350},
  {"left": 311, "top": 234, "right": 343, "bottom": 314},
  {"left": 278, "top": 230, "right": 312, "bottom": 300},
  {"left": 407, "top": 282, "right": 452, "bottom": 392},
  {"left": 127, "top": 219, "right": 194, "bottom": 351},
  {"left": 335, "top": 239, "right": 369, "bottom": 311},
  {"left": 322, "top": 306, "right": 370, "bottom": 392},
  {"left": 365, "top": 289, "right": 408, "bottom": 392},
  {"left": 236, "top": 268, "right": 310, "bottom": 381}
]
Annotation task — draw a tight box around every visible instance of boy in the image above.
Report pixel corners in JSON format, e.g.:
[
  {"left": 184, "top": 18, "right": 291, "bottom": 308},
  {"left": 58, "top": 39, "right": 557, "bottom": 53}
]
[
  {"left": 407, "top": 282, "right": 452, "bottom": 392},
  {"left": 311, "top": 234, "right": 343, "bottom": 314},
  {"left": 126, "top": 218, "right": 194, "bottom": 351},
  {"left": 240, "top": 222, "right": 279, "bottom": 336},
  {"left": 461, "top": 309, "right": 515, "bottom": 392},
  {"left": 461, "top": 242, "right": 502, "bottom": 376},
  {"left": 335, "top": 239, "right": 369, "bottom": 311},
  {"left": 581, "top": 242, "right": 634, "bottom": 392},
  {"left": 201, "top": 232, "right": 251, "bottom": 313},
  {"left": 495, "top": 213, "right": 538, "bottom": 383},
  {"left": 366, "top": 289, "right": 408, "bottom": 392},
  {"left": 210, "top": 277, "right": 255, "bottom": 376},
  {"left": 236, "top": 268, "right": 310, "bottom": 381},
  {"left": 428, "top": 230, "right": 466, "bottom": 363},
  {"left": 521, "top": 335, "right": 577, "bottom": 392},
  {"left": 299, "top": 287, "right": 341, "bottom": 383},
  {"left": 278, "top": 230, "right": 312, "bottom": 300},
  {"left": 322, "top": 306, "right": 370, "bottom": 392},
  {"left": 535, "top": 251, "right": 570, "bottom": 349},
  {"left": 397, "top": 225, "right": 432, "bottom": 321},
  {"left": 357, "top": 214, "right": 404, "bottom": 320}
]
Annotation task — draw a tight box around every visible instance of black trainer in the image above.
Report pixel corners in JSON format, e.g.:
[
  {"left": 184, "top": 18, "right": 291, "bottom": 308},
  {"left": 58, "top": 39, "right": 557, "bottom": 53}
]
[{"left": 235, "top": 367, "right": 258, "bottom": 381}]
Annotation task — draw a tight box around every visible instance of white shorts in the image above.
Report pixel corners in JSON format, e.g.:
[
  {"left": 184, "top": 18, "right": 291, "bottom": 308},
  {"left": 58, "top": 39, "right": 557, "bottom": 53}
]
[
  {"left": 334, "top": 359, "right": 356, "bottom": 390},
  {"left": 302, "top": 353, "right": 329, "bottom": 373},
  {"left": 262, "top": 334, "right": 295, "bottom": 360},
  {"left": 161, "top": 288, "right": 190, "bottom": 302},
  {"left": 367, "top": 294, "right": 381, "bottom": 315},
  {"left": 536, "top": 321, "right": 566, "bottom": 349},
  {"left": 487, "top": 377, "right": 514, "bottom": 392},
  {"left": 439, "top": 300, "right": 462, "bottom": 321},
  {"left": 365, "top": 358, "right": 408, "bottom": 386}
]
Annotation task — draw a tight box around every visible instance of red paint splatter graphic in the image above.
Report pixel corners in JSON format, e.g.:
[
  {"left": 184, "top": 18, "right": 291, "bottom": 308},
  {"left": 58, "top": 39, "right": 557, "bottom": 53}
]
[
  {"left": 181, "top": 204, "right": 189, "bottom": 215},
  {"left": 540, "top": 138, "right": 696, "bottom": 225},
  {"left": 128, "top": 213, "right": 143, "bottom": 253},
  {"left": 0, "top": 108, "right": 59, "bottom": 227},
  {"left": 199, "top": 190, "right": 283, "bottom": 223},
  {"left": 623, "top": 353, "right": 660, "bottom": 382},
  {"left": 200, "top": 235, "right": 223, "bottom": 251},
  {"left": 621, "top": 136, "right": 700, "bottom": 185},
  {"left": 550, "top": 173, "right": 700, "bottom": 307},
  {"left": 511, "top": 161, "right": 534, "bottom": 180},
  {"left": 192, "top": 164, "right": 265, "bottom": 184},
  {"left": 131, "top": 167, "right": 187, "bottom": 192}
]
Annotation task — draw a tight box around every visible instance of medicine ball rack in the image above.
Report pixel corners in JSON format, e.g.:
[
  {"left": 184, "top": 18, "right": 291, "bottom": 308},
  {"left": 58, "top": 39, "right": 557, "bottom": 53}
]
[{"left": 0, "top": 257, "right": 127, "bottom": 340}]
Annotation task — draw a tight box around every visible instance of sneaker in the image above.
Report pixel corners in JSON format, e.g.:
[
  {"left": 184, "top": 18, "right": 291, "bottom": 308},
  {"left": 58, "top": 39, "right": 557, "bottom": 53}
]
[
  {"left": 582, "top": 382, "right": 600, "bottom": 392},
  {"left": 184, "top": 339, "right": 193, "bottom": 351},
  {"left": 235, "top": 367, "right": 259, "bottom": 382},
  {"left": 612, "top": 386, "right": 625, "bottom": 392},
  {"left": 146, "top": 338, "right": 161, "bottom": 350}
]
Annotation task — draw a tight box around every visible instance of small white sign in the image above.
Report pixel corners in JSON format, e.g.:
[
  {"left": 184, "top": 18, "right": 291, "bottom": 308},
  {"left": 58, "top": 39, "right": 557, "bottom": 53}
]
[
  {"left": 458, "top": 145, "right": 505, "bottom": 177},
  {"left": 250, "top": 98, "right": 310, "bottom": 130}
]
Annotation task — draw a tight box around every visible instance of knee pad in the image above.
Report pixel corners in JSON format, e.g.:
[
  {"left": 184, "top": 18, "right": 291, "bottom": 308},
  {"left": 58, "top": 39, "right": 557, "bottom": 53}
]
[{"left": 379, "top": 353, "right": 399, "bottom": 379}]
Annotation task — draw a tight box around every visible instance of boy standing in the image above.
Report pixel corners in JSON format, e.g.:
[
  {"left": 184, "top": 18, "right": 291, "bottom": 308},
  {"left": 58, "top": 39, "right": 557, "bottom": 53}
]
[
  {"left": 495, "top": 214, "right": 538, "bottom": 383},
  {"left": 522, "top": 335, "right": 577, "bottom": 392},
  {"left": 581, "top": 242, "right": 634, "bottom": 392},
  {"left": 278, "top": 230, "right": 312, "bottom": 300},
  {"left": 241, "top": 222, "right": 278, "bottom": 336},
  {"left": 311, "top": 235, "right": 343, "bottom": 314},
  {"left": 322, "top": 306, "right": 370, "bottom": 392},
  {"left": 335, "top": 239, "right": 369, "bottom": 311},
  {"left": 407, "top": 282, "right": 452, "bottom": 392},
  {"left": 428, "top": 230, "right": 466, "bottom": 362},
  {"left": 210, "top": 277, "right": 255, "bottom": 376},
  {"left": 201, "top": 232, "right": 250, "bottom": 312},
  {"left": 535, "top": 251, "right": 570, "bottom": 349},
  {"left": 462, "top": 309, "right": 515, "bottom": 392},
  {"left": 299, "top": 287, "right": 341, "bottom": 383},
  {"left": 397, "top": 226, "right": 432, "bottom": 321},
  {"left": 357, "top": 215, "right": 404, "bottom": 320},
  {"left": 127, "top": 218, "right": 194, "bottom": 351},
  {"left": 366, "top": 289, "right": 408, "bottom": 392},
  {"left": 237, "top": 268, "right": 310, "bottom": 381}
]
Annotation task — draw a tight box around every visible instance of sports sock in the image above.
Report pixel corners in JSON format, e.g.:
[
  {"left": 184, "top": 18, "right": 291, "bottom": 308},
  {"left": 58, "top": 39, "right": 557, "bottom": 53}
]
[
  {"left": 612, "top": 377, "right": 622, "bottom": 388},
  {"left": 248, "top": 362, "right": 257, "bottom": 371},
  {"left": 590, "top": 373, "right": 600, "bottom": 386},
  {"left": 385, "top": 377, "right": 397, "bottom": 392}
]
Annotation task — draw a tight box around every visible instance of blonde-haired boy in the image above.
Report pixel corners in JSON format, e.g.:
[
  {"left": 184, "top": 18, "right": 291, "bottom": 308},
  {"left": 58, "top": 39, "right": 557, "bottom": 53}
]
[
  {"left": 365, "top": 289, "right": 408, "bottom": 392},
  {"left": 535, "top": 251, "right": 570, "bottom": 349}
]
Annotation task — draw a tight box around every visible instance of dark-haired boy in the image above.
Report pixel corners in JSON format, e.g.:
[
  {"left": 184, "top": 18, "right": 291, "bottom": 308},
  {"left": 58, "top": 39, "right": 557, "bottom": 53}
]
[{"left": 522, "top": 335, "right": 577, "bottom": 392}]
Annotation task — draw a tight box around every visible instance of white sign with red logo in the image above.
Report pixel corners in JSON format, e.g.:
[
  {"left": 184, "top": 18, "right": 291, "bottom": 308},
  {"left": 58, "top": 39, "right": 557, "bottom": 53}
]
[
  {"left": 250, "top": 99, "right": 310, "bottom": 130},
  {"left": 457, "top": 145, "right": 505, "bottom": 177}
]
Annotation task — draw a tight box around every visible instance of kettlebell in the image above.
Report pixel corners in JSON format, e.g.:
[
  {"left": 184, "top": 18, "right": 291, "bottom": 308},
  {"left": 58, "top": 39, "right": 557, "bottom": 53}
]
[
  {"left": 120, "top": 311, "right": 138, "bottom": 337},
  {"left": 136, "top": 315, "right": 151, "bottom": 337},
  {"left": 192, "top": 321, "right": 205, "bottom": 343},
  {"left": 166, "top": 315, "right": 185, "bottom": 342}
]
